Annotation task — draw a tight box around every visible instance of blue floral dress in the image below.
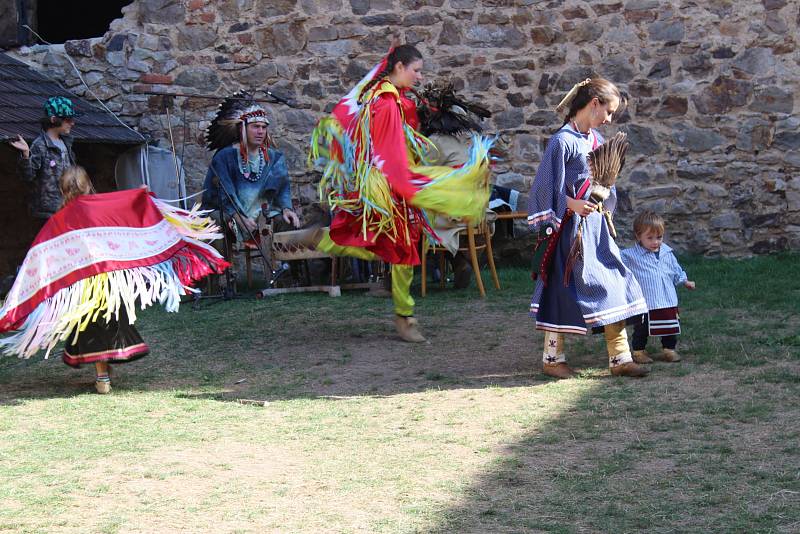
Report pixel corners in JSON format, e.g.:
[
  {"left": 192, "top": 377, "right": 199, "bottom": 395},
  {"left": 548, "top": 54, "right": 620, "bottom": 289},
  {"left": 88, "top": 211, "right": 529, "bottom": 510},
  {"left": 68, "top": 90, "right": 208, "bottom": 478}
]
[{"left": 527, "top": 123, "right": 647, "bottom": 334}]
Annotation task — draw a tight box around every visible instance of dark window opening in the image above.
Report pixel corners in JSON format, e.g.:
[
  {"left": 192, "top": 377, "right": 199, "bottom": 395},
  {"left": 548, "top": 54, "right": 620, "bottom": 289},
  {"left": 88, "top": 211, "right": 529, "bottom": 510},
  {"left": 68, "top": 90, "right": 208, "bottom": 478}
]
[{"left": 37, "top": 0, "right": 132, "bottom": 43}]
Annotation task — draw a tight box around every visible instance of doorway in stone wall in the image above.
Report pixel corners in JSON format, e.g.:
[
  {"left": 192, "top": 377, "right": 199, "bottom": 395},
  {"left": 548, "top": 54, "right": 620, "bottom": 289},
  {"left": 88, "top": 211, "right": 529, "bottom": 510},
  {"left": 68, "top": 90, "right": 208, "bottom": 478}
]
[{"left": 36, "top": 0, "right": 132, "bottom": 43}]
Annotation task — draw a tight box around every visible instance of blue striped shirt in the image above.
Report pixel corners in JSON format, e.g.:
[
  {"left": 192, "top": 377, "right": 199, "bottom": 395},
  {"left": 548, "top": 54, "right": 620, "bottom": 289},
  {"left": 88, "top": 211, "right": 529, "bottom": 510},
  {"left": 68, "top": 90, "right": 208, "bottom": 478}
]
[{"left": 620, "top": 243, "right": 688, "bottom": 310}]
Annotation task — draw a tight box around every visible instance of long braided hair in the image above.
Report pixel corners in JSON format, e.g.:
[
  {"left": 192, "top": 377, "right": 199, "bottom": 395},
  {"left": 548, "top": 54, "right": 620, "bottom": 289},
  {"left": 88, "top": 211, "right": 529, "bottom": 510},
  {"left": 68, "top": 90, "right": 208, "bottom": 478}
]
[
  {"left": 561, "top": 78, "right": 627, "bottom": 126},
  {"left": 358, "top": 44, "right": 423, "bottom": 103}
]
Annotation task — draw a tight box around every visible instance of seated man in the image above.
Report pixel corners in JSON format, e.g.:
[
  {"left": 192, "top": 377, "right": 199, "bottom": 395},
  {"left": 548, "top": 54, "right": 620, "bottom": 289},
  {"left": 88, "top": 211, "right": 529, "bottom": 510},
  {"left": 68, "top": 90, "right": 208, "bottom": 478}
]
[
  {"left": 417, "top": 82, "right": 499, "bottom": 288},
  {"left": 202, "top": 92, "right": 300, "bottom": 265}
]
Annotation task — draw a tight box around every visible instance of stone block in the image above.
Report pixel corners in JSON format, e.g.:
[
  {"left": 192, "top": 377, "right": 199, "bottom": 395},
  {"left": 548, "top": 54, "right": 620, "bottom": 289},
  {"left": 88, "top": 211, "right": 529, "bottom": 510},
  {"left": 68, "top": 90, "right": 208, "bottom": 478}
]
[
  {"left": 256, "top": 22, "right": 307, "bottom": 56},
  {"left": 647, "top": 20, "right": 684, "bottom": 44},
  {"left": 308, "top": 26, "right": 339, "bottom": 42},
  {"left": 736, "top": 118, "right": 774, "bottom": 152},
  {"left": 691, "top": 77, "right": 752, "bottom": 115},
  {"left": 748, "top": 86, "right": 794, "bottom": 114},
  {"left": 106, "top": 51, "right": 126, "bottom": 67},
  {"left": 281, "top": 109, "right": 317, "bottom": 131},
  {"left": 507, "top": 92, "right": 533, "bottom": 107},
  {"left": 494, "top": 172, "right": 527, "bottom": 191},
  {"left": 64, "top": 40, "right": 93, "bottom": 57},
  {"left": 349, "top": 0, "right": 369, "bottom": 15},
  {"left": 494, "top": 109, "right": 525, "bottom": 130},
  {"left": 624, "top": 0, "right": 659, "bottom": 10},
  {"left": 562, "top": 6, "right": 589, "bottom": 19},
  {"left": 403, "top": 12, "right": 438, "bottom": 26},
  {"left": 466, "top": 69, "right": 492, "bottom": 91},
  {"left": 238, "top": 63, "right": 280, "bottom": 86},
  {"left": 438, "top": 20, "right": 462, "bottom": 45},
  {"left": 600, "top": 55, "right": 636, "bottom": 82},
  {"left": 647, "top": 58, "right": 670, "bottom": 79},
  {"left": 710, "top": 212, "right": 741, "bottom": 230},
  {"left": 106, "top": 33, "right": 129, "bottom": 52},
  {"left": 680, "top": 52, "right": 712, "bottom": 76},
  {"left": 308, "top": 39, "right": 355, "bottom": 56},
  {"left": 465, "top": 25, "right": 527, "bottom": 48},
  {"left": 773, "top": 130, "right": 800, "bottom": 151},
  {"left": 530, "top": 25, "right": 561, "bottom": 45},
  {"left": 229, "top": 22, "right": 251, "bottom": 33},
  {"left": 623, "top": 124, "right": 661, "bottom": 156},
  {"left": 139, "top": 0, "right": 185, "bottom": 24},
  {"left": 731, "top": 47, "right": 775, "bottom": 76},
  {"left": 178, "top": 25, "right": 217, "bottom": 50},
  {"left": 175, "top": 67, "right": 220, "bottom": 91},
  {"left": 655, "top": 95, "right": 688, "bottom": 118},
  {"left": 634, "top": 185, "right": 681, "bottom": 199},
  {"left": 400, "top": 0, "right": 445, "bottom": 8},
  {"left": 512, "top": 72, "right": 533, "bottom": 87},
  {"left": 592, "top": 2, "right": 623, "bottom": 16},
  {"left": 672, "top": 124, "right": 726, "bottom": 152},
  {"left": 361, "top": 13, "right": 402, "bottom": 26},
  {"left": 570, "top": 21, "right": 604, "bottom": 43},
  {"left": 256, "top": 0, "right": 298, "bottom": 17},
  {"left": 711, "top": 46, "right": 735, "bottom": 59}
]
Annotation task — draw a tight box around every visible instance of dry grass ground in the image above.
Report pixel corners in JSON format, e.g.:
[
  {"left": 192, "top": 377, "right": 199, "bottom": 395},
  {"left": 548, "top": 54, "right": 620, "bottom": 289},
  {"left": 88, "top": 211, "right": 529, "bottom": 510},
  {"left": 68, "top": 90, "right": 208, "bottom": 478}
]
[{"left": 1, "top": 255, "right": 798, "bottom": 533}]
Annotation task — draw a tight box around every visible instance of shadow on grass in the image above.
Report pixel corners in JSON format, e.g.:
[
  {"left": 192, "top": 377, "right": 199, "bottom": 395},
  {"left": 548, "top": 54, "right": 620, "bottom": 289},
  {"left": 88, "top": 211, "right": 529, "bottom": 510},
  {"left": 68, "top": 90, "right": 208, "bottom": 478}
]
[{"left": 428, "top": 254, "right": 800, "bottom": 532}]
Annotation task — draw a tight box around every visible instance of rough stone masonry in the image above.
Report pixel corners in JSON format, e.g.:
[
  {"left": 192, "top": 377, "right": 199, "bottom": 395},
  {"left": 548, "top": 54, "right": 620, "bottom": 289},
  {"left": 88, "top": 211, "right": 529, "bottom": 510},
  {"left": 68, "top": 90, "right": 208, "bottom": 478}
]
[{"left": 9, "top": 0, "right": 800, "bottom": 257}]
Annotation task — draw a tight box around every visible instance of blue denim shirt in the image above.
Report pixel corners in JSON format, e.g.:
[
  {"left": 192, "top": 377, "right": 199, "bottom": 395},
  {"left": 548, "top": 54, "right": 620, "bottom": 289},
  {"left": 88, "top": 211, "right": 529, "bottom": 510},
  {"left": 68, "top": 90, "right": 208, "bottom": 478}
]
[
  {"left": 620, "top": 243, "right": 688, "bottom": 310},
  {"left": 202, "top": 145, "right": 291, "bottom": 219}
]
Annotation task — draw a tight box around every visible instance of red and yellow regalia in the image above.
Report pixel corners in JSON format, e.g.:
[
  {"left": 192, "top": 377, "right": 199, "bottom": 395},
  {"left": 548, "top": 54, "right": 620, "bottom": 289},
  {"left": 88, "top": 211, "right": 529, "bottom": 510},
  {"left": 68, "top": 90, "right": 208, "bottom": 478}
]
[{"left": 310, "top": 51, "right": 493, "bottom": 320}]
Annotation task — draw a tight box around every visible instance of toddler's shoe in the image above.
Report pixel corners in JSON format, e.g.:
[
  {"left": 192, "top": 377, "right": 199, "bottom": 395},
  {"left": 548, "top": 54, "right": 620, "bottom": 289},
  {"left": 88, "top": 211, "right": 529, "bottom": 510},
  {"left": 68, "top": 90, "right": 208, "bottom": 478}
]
[
  {"left": 660, "top": 349, "right": 682, "bottom": 362},
  {"left": 632, "top": 350, "right": 653, "bottom": 364},
  {"left": 95, "top": 379, "right": 111, "bottom": 394}
]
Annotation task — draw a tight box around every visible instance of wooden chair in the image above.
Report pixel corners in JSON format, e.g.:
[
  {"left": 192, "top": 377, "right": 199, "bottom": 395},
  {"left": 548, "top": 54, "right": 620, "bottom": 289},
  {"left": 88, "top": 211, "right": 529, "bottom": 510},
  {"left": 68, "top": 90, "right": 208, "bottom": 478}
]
[{"left": 420, "top": 218, "right": 500, "bottom": 298}]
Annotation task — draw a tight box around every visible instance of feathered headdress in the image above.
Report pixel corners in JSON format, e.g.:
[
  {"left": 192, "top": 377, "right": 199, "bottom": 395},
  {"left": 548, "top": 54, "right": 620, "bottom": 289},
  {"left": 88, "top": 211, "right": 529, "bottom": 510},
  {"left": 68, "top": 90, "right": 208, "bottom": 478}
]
[
  {"left": 417, "top": 81, "right": 491, "bottom": 136},
  {"left": 587, "top": 131, "right": 629, "bottom": 203},
  {"left": 206, "top": 91, "right": 271, "bottom": 163}
]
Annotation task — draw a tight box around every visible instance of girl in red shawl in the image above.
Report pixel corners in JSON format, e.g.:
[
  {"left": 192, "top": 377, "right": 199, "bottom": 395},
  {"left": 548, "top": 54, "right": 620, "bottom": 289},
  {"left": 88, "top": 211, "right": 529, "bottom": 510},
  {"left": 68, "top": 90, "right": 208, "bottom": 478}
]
[{"left": 310, "top": 45, "right": 493, "bottom": 342}]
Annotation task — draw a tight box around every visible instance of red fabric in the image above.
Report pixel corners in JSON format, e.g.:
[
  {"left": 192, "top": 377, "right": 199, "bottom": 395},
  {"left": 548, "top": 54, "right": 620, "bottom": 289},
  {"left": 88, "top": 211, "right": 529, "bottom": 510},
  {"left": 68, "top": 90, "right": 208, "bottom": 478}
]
[
  {"left": 33, "top": 189, "right": 163, "bottom": 246},
  {"left": 648, "top": 307, "right": 681, "bottom": 336},
  {"left": 0, "top": 243, "right": 187, "bottom": 332},
  {"left": 328, "top": 84, "right": 426, "bottom": 265},
  {"left": 0, "top": 189, "right": 229, "bottom": 333}
]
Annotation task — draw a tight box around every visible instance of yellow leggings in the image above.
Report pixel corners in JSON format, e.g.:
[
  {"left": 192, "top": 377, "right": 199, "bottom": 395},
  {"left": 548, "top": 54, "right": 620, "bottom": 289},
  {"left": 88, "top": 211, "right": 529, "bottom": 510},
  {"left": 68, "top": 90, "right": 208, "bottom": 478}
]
[
  {"left": 318, "top": 232, "right": 415, "bottom": 316},
  {"left": 542, "top": 321, "right": 633, "bottom": 367}
]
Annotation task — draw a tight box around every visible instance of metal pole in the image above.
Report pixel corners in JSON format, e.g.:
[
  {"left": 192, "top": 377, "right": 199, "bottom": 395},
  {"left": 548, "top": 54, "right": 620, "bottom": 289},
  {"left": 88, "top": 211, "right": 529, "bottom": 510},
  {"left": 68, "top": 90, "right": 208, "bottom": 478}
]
[{"left": 163, "top": 104, "right": 182, "bottom": 198}]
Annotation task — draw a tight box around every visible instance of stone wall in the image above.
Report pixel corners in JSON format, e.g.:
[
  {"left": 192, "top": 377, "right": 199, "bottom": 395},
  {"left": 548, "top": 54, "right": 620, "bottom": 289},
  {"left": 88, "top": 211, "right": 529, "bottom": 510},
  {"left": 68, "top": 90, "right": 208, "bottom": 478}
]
[{"left": 8, "top": 0, "right": 800, "bottom": 256}]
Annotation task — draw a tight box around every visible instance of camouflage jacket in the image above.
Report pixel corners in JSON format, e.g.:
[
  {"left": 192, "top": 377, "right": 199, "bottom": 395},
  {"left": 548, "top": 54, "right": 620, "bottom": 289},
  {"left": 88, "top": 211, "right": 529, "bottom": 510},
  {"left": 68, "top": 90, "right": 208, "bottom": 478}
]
[{"left": 17, "top": 132, "right": 76, "bottom": 218}]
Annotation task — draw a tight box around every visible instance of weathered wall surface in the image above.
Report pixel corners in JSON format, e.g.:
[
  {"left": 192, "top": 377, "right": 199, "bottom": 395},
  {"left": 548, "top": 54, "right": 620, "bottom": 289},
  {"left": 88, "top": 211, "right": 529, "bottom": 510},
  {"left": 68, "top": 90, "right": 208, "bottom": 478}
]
[{"left": 8, "top": 0, "right": 800, "bottom": 256}]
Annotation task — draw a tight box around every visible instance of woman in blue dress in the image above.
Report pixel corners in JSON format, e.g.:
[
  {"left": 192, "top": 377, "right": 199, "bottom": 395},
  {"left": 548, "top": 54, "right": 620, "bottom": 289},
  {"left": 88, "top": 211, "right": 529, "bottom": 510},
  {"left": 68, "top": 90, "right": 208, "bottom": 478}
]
[{"left": 527, "top": 78, "right": 649, "bottom": 379}]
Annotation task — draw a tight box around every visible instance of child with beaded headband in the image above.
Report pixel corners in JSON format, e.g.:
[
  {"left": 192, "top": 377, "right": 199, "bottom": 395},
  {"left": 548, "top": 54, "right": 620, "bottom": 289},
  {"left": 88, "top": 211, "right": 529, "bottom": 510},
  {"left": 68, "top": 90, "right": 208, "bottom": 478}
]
[{"left": 527, "top": 77, "right": 650, "bottom": 379}]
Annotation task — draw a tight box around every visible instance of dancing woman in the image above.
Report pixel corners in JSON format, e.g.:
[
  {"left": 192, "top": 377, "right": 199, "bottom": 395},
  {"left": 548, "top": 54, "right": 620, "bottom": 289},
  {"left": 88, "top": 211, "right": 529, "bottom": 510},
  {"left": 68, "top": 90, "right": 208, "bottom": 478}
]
[{"left": 310, "top": 45, "right": 493, "bottom": 342}]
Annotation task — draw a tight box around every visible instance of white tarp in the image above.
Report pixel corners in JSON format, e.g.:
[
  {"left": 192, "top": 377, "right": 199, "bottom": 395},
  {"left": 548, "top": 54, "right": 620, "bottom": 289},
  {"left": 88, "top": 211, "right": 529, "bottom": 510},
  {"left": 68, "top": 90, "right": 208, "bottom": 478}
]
[{"left": 114, "top": 145, "right": 187, "bottom": 208}]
